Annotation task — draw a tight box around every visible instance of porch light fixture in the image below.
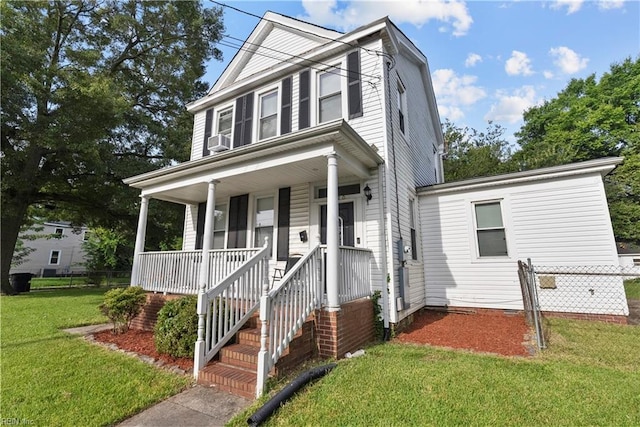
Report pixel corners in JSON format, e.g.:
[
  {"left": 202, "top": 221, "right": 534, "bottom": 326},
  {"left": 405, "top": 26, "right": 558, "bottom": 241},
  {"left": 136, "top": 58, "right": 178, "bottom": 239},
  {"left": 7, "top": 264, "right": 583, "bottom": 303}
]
[{"left": 363, "top": 184, "right": 372, "bottom": 204}]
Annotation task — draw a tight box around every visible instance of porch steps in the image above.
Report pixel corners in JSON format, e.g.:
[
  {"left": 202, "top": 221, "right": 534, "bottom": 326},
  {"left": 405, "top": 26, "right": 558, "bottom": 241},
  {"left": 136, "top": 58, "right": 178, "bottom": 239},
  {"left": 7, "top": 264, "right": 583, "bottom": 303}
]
[{"left": 197, "top": 316, "right": 316, "bottom": 399}]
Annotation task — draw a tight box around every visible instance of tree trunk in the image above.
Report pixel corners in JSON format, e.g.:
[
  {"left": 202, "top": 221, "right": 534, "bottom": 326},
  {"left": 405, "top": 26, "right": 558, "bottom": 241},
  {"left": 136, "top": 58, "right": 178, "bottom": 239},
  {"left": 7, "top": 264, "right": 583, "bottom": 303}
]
[{"left": 1, "top": 196, "right": 31, "bottom": 295}]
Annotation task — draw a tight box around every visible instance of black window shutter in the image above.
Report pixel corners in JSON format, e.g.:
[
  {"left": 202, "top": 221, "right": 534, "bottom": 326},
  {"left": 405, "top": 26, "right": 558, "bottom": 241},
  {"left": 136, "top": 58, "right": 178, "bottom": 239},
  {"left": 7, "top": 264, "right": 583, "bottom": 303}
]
[
  {"left": 347, "top": 51, "right": 363, "bottom": 119},
  {"left": 233, "top": 93, "right": 254, "bottom": 148},
  {"left": 196, "top": 202, "right": 206, "bottom": 250},
  {"left": 203, "top": 108, "right": 213, "bottom": 157},
  {"left": 227, "top": 194, "right": 249, "bottom": 248},
  {"left": 242, "top": 93, "right": 254, "bottom": 146},
  {"left": 298, "top": 70, "right": 310, "bottom": 129},
  {"left": 281, "top": 77, "right": 292, "bottom": 135},
  {"left": 277, "top": 187, "right": 291, "bottom": 261},
  {"left": 233, "top": 96, "right": 244, "bottom": 148}
]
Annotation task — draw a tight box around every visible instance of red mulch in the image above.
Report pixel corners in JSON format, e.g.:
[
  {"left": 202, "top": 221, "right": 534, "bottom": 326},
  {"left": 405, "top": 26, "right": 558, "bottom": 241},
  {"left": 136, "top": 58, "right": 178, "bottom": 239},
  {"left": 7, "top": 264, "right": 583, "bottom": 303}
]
[
  {"left": 394, "top": 310, "right": 533, "bottom": 357},
  {"left": 93, "top": 329, "right": 194, "bottom": 371}
]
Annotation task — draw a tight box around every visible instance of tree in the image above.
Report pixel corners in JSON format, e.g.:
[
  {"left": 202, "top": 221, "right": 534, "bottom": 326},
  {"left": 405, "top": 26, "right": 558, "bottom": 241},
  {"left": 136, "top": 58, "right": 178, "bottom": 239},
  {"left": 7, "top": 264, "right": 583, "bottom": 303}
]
[
  {"left": 513, "top": 57, "right": 640, "bottom": 243},
  {"left": 1, "top": 1, "right": 224, "bottom": 294},
  {"left": 443, "top": 119, "right": 516, "bottom": 182}
]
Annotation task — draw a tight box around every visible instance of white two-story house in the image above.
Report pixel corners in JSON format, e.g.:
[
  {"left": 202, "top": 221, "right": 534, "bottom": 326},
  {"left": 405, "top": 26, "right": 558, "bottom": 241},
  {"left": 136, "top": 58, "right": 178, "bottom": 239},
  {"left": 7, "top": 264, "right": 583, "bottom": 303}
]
[{"left": 124, "top": 12, "right": 626, "bottom": 397}]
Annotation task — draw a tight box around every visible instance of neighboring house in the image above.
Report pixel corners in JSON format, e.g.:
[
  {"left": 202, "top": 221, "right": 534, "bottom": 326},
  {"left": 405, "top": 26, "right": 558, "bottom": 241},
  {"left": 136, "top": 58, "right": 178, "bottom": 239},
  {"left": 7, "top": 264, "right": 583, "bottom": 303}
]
[
  {"left": 10, "top": 222, "right": 89, "bottom": 277},
  {"left": 123, "top": 12, "right": 625, "bottom": 397},
  {"left": 617, "top": 242, "right": 640, "bottom": 267}
]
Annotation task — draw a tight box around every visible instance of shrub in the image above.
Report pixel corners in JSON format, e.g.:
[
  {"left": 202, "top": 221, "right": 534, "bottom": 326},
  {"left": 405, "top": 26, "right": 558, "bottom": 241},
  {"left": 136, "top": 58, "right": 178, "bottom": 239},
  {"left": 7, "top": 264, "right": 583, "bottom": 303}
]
[
  {"left": 154, "top": 295, "right": 198, "bottom": 358},
  {"left": 99, "top": 286, "right": 147, "bottom": 334}
]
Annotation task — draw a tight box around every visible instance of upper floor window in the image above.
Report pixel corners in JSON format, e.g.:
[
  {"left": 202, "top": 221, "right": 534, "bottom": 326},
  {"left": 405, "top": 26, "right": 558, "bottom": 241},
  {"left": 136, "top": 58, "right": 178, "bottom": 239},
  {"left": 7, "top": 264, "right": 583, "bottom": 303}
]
[
  {"left": 318, "top": 69, "right": 342, "bottom": 123},
  {"left": 259, "top": 90, "right": 278, "bottom": 140},
  {"left": 216, "top": 108, "right": 233, "bottom": 140},
  {"left": 474, "top": 201, "right": 508, "bottom": 257},
  {"left": 55, "top": 228, "right": 63, "bottom": 236},
  {"left": 397, "top": 81, "right": 406, "bottom": 134}
]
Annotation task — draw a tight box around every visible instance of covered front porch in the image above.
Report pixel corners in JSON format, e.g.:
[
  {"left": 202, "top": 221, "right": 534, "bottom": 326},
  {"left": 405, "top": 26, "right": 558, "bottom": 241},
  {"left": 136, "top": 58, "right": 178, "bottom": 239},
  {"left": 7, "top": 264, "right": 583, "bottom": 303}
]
[{"left": 124, "top": 120, "right": 384, "bottom": 396}]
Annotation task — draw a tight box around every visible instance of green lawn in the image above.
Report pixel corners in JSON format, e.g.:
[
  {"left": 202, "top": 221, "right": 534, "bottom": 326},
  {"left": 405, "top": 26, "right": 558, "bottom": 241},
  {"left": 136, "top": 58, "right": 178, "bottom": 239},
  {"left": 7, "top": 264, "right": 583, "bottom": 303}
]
[
  {"left": 0, "top": 288, "right": 190, "bottom": 426},
  {"left": 625, "top": 278, "right": 640, "bottom": 299},
  {"left": 231, "top": 318, "right": 640, "bottom": 426}
]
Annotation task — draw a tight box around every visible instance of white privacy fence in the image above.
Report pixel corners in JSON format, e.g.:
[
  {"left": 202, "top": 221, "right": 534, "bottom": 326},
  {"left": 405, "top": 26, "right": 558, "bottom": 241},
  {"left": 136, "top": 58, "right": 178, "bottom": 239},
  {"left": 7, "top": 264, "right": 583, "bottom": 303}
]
[
  {"left": 256, "top": 244, "right": 324, "bottom": 397},
  {"left": 135, "top": 248, "right": 260, "bottom": 294}
]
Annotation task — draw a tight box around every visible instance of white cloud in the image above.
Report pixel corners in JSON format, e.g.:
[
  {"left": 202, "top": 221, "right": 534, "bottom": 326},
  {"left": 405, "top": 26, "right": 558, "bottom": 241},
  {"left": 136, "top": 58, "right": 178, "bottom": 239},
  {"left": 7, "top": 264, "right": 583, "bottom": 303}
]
[
  {"left": 597, "top": 0, "right": 625, "bottom": 10},
  {"left": 431, "top": 68, "right": 487, "bottom": 120},
  {"left": 465, "top": 53, "right": 482, "bottom": 68},
  {"left": 300, "top": 0, "right": 473, "bottom": 36},
  {"left": 543, "top": 70, "right": 555, "bottom": 79},
  {"left": 505, "top": 50, "right": 534, "bottom": 76},
  {"left": 484, "top": 86, "right": 539, "bottom": 124},
  {"left": 549, "top": 46, "right": 589, "bottom": 74},
  {"left": 550, "top": 0, "right": 584, "bottom": 14}
]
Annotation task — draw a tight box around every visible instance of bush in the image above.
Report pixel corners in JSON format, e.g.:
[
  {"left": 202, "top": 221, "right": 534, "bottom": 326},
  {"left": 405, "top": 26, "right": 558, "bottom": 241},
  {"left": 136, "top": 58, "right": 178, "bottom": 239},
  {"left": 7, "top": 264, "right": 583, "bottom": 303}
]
[
  {"left": 154, "top": 295, "right": 198, "bottom": 358},
  {"left": 99, "top": 286, "right": 146, "bottom": 334}
]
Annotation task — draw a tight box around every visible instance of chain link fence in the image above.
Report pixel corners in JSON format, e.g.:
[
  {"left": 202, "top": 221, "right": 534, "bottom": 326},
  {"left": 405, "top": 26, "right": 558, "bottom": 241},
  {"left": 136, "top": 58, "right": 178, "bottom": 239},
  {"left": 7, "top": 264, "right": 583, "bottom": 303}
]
[{"left": 518, "top": 260, "right": 639, "bottom": 350}]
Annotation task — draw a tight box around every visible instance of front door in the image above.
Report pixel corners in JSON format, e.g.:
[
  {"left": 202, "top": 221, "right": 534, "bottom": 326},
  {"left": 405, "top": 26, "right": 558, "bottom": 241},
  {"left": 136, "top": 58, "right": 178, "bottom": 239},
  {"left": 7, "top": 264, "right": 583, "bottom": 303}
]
[{"left": 320, "top": 202, "right": 355, "bottom": 247}]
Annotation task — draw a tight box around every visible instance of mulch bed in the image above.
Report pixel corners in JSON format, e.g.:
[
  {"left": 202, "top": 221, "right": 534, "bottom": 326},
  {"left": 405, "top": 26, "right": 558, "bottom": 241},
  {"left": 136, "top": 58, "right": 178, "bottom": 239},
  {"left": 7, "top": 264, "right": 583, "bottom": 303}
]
[
  {"left": 93, "top": 329, "right": 194, "bottom": 372},
  {"left": 394, "top": 310, "right": 533, "bottom": 357}
]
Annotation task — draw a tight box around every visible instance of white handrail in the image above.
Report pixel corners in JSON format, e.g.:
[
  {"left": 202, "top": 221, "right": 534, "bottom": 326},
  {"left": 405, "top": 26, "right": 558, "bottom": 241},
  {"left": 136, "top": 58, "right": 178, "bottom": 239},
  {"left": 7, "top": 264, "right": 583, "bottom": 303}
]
[
  {"left": 256, "top": 244, "right": 323, "bottom": 397},
  {"left": 193, "top": 242, "right": 271, "bottom": 376}
]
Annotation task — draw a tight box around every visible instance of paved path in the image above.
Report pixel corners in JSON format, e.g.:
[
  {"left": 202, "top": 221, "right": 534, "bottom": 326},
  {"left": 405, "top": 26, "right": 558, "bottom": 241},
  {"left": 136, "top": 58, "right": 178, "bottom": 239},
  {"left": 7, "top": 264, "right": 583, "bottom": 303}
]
[{"left": 64, "top": 324, "right": 252, "bottom": 426}]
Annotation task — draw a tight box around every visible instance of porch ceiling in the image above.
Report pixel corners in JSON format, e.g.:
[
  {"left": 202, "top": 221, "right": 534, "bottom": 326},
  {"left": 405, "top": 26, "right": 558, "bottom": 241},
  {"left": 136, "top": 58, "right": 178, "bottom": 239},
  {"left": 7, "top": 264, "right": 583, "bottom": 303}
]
[{"left": 124, "top": 120, "right": 383, "bottom": 205}]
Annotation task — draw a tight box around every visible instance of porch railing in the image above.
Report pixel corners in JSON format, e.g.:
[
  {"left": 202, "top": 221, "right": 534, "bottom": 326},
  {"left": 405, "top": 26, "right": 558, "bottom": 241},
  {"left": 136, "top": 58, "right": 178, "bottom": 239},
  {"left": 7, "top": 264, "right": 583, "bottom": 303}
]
[
  {"left": 337, "top": 247, "right": 373, "bottom": 303},
  {"left": 256, "top": 244, "right": 323, "bottom": 397},
  {"left": 135, "top": 248, "right": 260, "bottom": 294},
  {"left": 194, "top": 242, "right": 271, "bottom": 375}
]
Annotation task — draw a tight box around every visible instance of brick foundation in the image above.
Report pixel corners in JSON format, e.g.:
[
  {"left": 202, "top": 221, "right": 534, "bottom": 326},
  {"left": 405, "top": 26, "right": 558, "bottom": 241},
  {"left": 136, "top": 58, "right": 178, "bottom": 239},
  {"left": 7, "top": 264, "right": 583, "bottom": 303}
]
[
  {"left": 542, "top": 311, "right": 628, "bottom": 325},
  {"left": 130, "top": 293, "right": 183, "bottom": 331},
  {"left": 315, "top": 298, "right": 376, "bottom": 359}
]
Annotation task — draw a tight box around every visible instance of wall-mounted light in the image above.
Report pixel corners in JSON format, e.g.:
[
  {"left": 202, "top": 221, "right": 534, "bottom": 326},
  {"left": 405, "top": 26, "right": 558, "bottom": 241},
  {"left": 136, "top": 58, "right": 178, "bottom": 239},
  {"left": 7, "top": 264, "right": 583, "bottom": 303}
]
[
  {"left": 299, "top": 230, "right": 308, "bottom": 243},
  {"left": 363, "top": 184, "right": 372, "bottom": 204}
]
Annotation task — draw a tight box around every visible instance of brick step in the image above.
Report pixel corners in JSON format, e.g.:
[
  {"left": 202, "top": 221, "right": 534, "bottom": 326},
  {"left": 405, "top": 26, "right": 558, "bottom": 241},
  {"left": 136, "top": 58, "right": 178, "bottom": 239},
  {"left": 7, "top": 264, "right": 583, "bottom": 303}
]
[
  {"left": 237, "top": 328, "right": 261, "bottom": 347},
  {"left": 197, "top": 362, "right": 257, "bottom": 399},
  {"left": 220, "top": 343, "right": 259, "bottom": 370}
]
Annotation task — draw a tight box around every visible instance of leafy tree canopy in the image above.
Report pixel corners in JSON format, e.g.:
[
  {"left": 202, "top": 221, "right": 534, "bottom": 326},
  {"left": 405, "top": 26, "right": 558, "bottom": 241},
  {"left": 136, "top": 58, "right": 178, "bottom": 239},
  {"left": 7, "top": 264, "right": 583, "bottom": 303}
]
[
  {"left": 443, "top": 119, "right": 516, "bottom": 182},
  {"left": 1, "top": 1, "right": 224, "bottom": 294}
]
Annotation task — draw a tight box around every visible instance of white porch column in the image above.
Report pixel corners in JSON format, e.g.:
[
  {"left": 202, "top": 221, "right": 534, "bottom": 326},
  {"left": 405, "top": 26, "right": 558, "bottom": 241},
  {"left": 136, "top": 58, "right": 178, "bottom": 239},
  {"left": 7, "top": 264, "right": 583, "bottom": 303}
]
[
  {"left": 130, "top": 195, "right": 150, "bottom": 286},
  {"left": 195, "top": 179, "right": 216, "bottom": 376},
  {"left": 326, "top": 153, "right": 340, "bottom": 310}
]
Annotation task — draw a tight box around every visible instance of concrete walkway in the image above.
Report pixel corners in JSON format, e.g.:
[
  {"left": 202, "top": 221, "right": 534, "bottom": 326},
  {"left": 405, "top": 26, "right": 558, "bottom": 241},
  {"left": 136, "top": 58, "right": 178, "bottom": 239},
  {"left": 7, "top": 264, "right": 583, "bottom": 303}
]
[{"left": 64, "top": 324, "right": 252, "bottom": 426}]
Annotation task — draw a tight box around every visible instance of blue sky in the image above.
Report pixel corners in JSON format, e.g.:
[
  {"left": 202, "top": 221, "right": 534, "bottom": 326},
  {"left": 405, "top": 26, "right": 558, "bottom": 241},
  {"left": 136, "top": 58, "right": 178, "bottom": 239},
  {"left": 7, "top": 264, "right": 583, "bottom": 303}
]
[{"left": 204, "top": 0, "right": 639, "bottom": 144}]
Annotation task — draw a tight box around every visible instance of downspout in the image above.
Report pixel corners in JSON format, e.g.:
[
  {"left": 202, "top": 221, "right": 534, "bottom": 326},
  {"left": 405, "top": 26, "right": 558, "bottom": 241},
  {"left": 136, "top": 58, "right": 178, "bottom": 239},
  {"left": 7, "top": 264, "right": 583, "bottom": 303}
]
[{"left": 377, "top": 163, "right": 390, "bottom": 339}]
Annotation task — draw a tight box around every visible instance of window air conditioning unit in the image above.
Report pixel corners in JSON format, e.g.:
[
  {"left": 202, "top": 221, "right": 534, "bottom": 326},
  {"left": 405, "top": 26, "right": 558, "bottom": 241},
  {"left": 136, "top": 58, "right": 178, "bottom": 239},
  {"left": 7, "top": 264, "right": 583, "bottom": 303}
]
[{"left": 207, "top": 134, "right": 231, "bottom": 152}]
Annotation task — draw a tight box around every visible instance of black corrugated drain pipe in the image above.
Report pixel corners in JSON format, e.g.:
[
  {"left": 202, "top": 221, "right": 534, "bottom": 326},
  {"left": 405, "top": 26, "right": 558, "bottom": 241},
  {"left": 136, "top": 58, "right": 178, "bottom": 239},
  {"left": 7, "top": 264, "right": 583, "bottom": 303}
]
[{"left": 247, "top": 363, "right": 337, "bottom": 426}]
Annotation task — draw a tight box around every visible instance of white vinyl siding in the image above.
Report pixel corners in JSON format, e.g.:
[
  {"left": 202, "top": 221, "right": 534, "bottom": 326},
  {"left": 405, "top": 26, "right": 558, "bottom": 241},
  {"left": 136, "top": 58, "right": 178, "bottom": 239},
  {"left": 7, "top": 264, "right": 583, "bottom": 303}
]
[
  {"left": 420, "top": 172, "right": 620, "bottom": 312},
  {"left": 190, "top": 111, "right": 207, "bottom": 160},
  {"left": 183, "top": 205, "right": 198, "bottom": 250},
  {"left": 236, "top": 26, "right": 322, "bottom": 82}
]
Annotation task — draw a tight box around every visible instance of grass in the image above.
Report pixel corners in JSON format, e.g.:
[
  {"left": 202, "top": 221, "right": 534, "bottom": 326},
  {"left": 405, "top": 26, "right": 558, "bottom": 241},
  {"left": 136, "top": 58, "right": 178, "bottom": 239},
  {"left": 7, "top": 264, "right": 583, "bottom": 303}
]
[
  {"left": 625, "top": 278, "right": 640, "bottom": 299},
  {"left": 230, "top": 318, "right": 640, "bottom": 426},
  {"left": 0, "top": 288, "right": 190, "bottom": 425},
  {"left": 29, "top": 276, "right": 131, "bottom": 289}
]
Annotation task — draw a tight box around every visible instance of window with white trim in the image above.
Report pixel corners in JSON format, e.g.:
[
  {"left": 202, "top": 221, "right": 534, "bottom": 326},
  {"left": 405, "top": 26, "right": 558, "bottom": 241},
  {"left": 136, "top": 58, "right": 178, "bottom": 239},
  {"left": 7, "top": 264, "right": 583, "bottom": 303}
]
[
  {"left": 258, "top": 90, "right": 278, "bottom": 140},
  {"left": 213, "top": 204, "right": 227, "bottom": 249},
  {"left": 216, "top": 108, "right": 233, "bottom": 140},
  {"left": 409, "top": 198, "right": 418, "bottom": 260},
  {"left": 254, "top": 197, "right": 274, "bottom": 248},
  {"left": 49, "top": 250, "right": 61, "bottom": 265},
  {"left": 318, "top": 69, "right": 342, "bottom": 123},
  {"left": 55, "top": 228, "right": 63, "bottom": 236},
  {"left": 474, "top": 201, "right": 508, "bottom": 257},
  {"left": 397, "top": 82, "right": 406, "bottom": 134}
]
